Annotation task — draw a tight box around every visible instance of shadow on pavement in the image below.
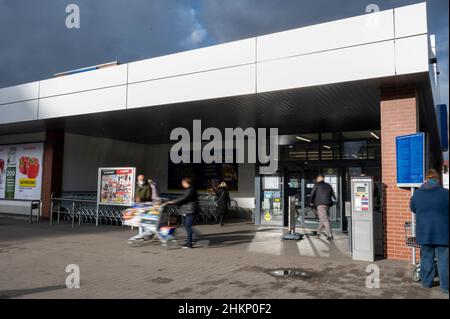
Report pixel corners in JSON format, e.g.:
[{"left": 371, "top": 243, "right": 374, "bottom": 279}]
[{"left": 0, "top": 285, "right": 66, "bottom": 299}]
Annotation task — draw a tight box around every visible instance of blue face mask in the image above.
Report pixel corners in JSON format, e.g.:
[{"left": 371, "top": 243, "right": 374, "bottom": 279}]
[{"left": 428, "top": 179, "right": 439, "bottom": 186}]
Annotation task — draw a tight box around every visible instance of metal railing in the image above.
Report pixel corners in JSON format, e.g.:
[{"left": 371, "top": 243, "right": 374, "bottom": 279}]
[
  {"left": 50, "top": 192, "right": 99, "bottom": 227},
  {"left": 50, "top": 191, "right": 241, "bottom": 227},
  {"left": 0, "top": 199, "right": 41, "bottom": 223}
]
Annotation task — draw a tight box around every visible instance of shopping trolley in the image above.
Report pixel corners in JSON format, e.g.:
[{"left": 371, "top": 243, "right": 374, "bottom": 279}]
[
  {"left": 404, "top": 222, "right": 421, "bottom": 282},
  {"left": 122, "top": 203, "right": 177, "bottom": 247},
  {"left": 404, "top": 221, "right": 439, "bottom": 282}
]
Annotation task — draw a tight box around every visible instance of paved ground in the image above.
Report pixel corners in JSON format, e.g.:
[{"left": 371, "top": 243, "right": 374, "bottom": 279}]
[{"left": 0, "top": 216, "right": 447, "bottom": 299}]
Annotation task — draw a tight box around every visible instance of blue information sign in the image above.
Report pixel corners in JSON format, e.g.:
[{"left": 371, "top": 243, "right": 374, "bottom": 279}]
[{"left": 396, "top": 133, "right": 425, "bottom": 187}]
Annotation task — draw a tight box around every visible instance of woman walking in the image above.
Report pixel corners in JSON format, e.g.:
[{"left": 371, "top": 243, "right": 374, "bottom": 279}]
[{"left": 215, "top": 182, "right": 231, "bottom": 226}]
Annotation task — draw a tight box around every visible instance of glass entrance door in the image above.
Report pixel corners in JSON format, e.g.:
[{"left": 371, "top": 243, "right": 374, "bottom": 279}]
[
  {"left": 323, "top": 168, "right": 341, "bottom": 230},
  {"left": 260, "top": 174, "right": 284, "bottom": 226},
  {"left": 284, "top": 167, "right": 342, "bottom": 230},
  {"left": 298, "top": 168, "right": 320, "bottom": 228}
]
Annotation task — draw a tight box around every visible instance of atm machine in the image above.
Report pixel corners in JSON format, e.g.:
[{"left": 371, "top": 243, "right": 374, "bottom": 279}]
[{"left": 351, "top": 176, "right": 375, "bottom": 262}]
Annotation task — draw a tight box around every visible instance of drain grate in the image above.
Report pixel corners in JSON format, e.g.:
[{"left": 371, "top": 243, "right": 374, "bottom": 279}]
[{"left": 267, "top": 269, "right": 310, "bottom": 279}]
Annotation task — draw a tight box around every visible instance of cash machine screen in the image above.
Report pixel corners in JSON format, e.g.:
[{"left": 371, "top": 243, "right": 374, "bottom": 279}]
[{"left": 353, "top": 182, "right": 370, "bottom": 212}]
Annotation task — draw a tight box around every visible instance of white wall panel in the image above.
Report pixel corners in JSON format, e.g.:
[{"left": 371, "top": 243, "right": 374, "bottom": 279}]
[
  {"left": 394, "top": 2, "right": 427, "bottom": 38},
  {"left": 39, "top": 65, "right": 127, "bottom": 98},
  {"left": 62, "top": 134, "right": 256, "bottom": 204},
  {"left": 128, "top": 39, "right": 256, "bottom": 83},
  {"left": 0, "top": 82, "right": 39, "bottom": 105},
  {"left": 38, "top": 86, "right": 126, "bottom": 119},
  {"left": 257, "top": 9, "right": 394, "bottom": 62},
  {"left": 0, "top": 100, "right": 38, "bottom": 124},
  {"left": 128, "top": 64, "right": 255, "bottom": 109},
  {"left": 257, "top": 41, "right": 396, "bottom": 93},
  {"left": 395, "top": 34, "right": 429, "bottom": 75}
]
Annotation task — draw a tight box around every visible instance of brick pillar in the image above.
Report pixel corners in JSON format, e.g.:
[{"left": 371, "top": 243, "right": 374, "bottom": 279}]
[
  {"left": 41, "top": 131, "right": 64, "bottom": 219},
  {"left": 381, "top": 86, "right": 419, "bottom": 261}
]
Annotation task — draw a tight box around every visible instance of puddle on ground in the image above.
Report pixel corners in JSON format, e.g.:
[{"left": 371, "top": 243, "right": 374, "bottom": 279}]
[{"left": 267, "top": 269, "right": 311, "bottom": 280}]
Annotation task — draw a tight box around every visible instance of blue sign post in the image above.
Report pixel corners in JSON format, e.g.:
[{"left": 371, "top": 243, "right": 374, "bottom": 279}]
[
  {"left": 396, "top": 133, "right": 425, "bottom": 188},
  {"left": 396, "top": 132, "right": 425, "bottom": 265}
]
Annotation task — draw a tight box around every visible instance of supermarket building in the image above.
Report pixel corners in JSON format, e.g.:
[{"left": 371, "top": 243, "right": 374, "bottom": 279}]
[{"left": 0, "top": 3, "right": 447, "bottom": 261}]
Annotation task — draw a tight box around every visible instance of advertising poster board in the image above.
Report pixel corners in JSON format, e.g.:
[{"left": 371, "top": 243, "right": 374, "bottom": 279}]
[
  {"left": 396, "top": 133, "right": 425, "bottom": 188},
  {"left": 98, "top": 167, "right": 135, "bottom": 206},
  {"left": 0, "top": 143, "right": 44, "bottom": 200}
]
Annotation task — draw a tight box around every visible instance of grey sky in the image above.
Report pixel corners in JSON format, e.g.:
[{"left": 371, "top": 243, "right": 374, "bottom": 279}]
[{"left": 0, "top": 0, "right": 448, "bottom": 108}]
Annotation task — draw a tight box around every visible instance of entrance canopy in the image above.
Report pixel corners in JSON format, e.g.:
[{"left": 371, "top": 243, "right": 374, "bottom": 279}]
[
  {"left": 0, "top": 73, "right": 438, "bottom": 147},
  {"left": 0, "top": 3, "right": 438, "bottom": 141}
]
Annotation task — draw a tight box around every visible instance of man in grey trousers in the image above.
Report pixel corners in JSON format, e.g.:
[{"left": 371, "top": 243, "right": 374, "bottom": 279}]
[{"left": 310, "top": 174, "right": 336, "bottom": 241}]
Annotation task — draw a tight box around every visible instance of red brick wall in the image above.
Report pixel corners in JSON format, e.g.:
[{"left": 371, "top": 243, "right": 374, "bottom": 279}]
[
  {"left": 381, "top": 86, "right": 419, "bottom": 261},
  {"left": 41, "top": 131, "right": 64, "bottom": 219}
]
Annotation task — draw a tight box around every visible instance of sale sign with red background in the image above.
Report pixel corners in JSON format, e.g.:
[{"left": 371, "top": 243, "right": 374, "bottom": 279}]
[{"left": 0, "top": 143, "right": 44, "bottom": 200}]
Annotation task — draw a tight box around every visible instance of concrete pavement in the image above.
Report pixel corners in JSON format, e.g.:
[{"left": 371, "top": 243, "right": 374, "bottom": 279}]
[{"left": 0, "top": 217, "right": 447, "bottom": 299}]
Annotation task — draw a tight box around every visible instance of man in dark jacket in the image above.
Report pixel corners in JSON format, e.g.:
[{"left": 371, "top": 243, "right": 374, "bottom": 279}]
[
  {"left": 310, "top": 174, "right": 336, "bottom": 241},
  {"left": 135, "top": 175, "right": 152, "bottom": 202},
  {"left": 410, "top": 169, "right": 449, "bottom": 294},
  {"left": 167, "top": 178, "right": 199, "bottom": 249}
]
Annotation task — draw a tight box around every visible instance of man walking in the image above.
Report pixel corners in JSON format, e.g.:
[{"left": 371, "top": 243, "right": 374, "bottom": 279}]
[
  {"left": 310, "top": 174, "right": 336, "bottom": 241},
  {"left": 167, "top": 178, "right": 199, "bottom": 249}
]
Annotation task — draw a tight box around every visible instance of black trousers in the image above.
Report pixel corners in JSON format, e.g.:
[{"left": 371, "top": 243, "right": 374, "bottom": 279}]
[
  {"left": 217, "top": 206, "right": 228, "bottom": 225},
  {"left": 184, "top": 214, "right": 194, "bottom": 247}
]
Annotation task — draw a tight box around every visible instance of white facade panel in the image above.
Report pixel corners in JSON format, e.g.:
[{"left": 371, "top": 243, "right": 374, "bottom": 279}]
[
  {"left": 0, "top": 100, "right": 38, "bottom": 124},
  {"left": 257, "top": 9, "right": 394, "bottom": 62},
  {"left": 39, "top": 65, "right": 127, "bottom": 98},
  {"left": 128, "top": 64, "right": 256, "bottom": 109},
  {"left": 395, "top": 34, "right": 429, "bottom": 75},
  {"left": 257, "top": 41, "right": 396, "bottom": 93},
  {"left": 0, "top": 82, "right": 39, "bottom": 105},
  {"left": 394, "top": 2, "right": 427, "bottom": 38},
  {"left": 38, "top": 86, "right": 127, "bottom": 119},
  {"left": 128, "top": 38, "right": 256, "bottom": 83}
]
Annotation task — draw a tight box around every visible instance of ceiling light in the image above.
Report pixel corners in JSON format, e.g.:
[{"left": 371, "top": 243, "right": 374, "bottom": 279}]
[
  {"left": 296, "top": 136, "right": 312, "bottom": 143},
  {"left": 370, "top": 132, "right": 380, "bottom": 140},
  {"left": 323, "top": 145, "right": 331, "bottom": 149}
]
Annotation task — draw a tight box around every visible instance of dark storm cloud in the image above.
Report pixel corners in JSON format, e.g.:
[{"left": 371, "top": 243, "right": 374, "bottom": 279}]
[
  {"left": 0, "top": 0, "right": 448, "bottom": 111},
  {"left": 0, "top": 0, "right": 203, "bottom": 87}
]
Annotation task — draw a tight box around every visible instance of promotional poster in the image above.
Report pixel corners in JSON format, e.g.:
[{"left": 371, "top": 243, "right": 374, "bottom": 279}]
[
  {"left": 0, "top": 143, "right": 44, "bottom": 200},
  {"left": 98, "top": 167, "right": 135, "bottom": 206}
]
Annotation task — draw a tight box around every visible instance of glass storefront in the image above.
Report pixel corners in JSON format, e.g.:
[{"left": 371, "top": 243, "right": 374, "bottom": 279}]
[
  {"left": 257, "top": 130, "right": 381, "bottom": 231},
  {"left": 260, "top": 175, "right": 284, "bottom": 226},
  {"left": 280, "top": 134, "right": 319, "bottom": 161}
]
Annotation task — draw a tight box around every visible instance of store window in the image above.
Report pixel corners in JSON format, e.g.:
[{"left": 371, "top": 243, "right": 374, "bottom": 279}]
[
  {"left": 280, "top": 134, "right": 319, "bottom": 161},
  {"left": 342, "top": 131, "right": 380, "bottom": 160},
  {"left": 320, "top": 132, "right": 340, "bottom": 160}
]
